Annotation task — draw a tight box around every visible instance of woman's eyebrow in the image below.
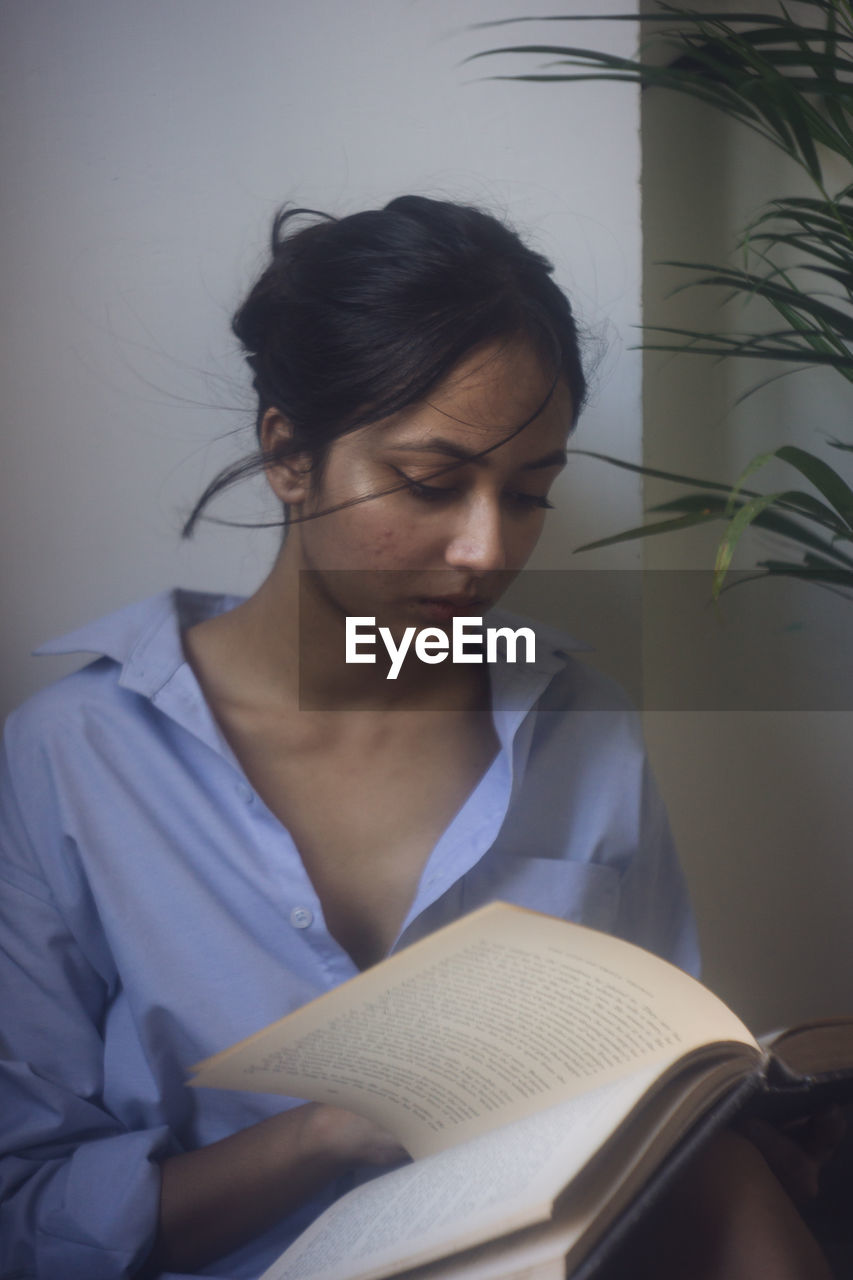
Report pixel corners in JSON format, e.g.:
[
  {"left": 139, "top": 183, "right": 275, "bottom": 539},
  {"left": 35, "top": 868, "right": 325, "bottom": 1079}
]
[
  {"left": 390, "top": 438, "right": 567, "bottom": 471},
  {"left": 521, "top": 449, "right": 568, "bottom": 472}
]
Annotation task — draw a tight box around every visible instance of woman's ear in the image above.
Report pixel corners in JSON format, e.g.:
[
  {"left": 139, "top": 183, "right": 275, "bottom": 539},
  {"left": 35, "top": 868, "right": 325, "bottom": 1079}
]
[{"left": 260, "top": 408, "right": 314, "bottom": 506}]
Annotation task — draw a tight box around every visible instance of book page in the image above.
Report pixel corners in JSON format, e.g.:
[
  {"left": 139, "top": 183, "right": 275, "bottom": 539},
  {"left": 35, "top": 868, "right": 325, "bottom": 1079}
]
[
  {"left": 398, "top": 1226, "right": 571, "bottom": 1280},
  {"left": 262, "top": 1053, "right": 751, "bottom": 1280},
  {"left": 192, "top": 904, "right": 758, "bottom": 1157},
  {"left": 260, "top": 1062, "right": 665, "bottom": 1280}
]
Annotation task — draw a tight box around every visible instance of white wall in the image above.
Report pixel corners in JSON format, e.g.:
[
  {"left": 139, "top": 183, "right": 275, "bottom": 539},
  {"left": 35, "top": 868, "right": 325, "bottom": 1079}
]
[
  {"left": 0, "top": 0, "right": 644, "bottom": 717},
  {"left": 5, "top": 1, "right": 848, "bottom": 1033}
]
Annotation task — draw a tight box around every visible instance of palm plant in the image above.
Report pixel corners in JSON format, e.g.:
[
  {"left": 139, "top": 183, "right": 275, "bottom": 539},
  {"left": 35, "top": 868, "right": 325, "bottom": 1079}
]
[{"left": 473, "top": 0, "right": 853, "bottom": 596}]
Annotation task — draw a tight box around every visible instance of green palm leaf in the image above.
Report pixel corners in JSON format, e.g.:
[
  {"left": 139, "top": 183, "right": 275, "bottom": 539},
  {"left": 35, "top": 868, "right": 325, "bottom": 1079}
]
[{"left": 475, "top": 1, "right": 853, "bottom": 597}]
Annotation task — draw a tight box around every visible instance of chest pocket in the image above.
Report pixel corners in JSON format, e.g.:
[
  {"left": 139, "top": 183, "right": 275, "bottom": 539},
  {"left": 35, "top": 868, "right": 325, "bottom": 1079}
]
[{"left": 461, "top": 852, "right": 620, "bottom": 934}]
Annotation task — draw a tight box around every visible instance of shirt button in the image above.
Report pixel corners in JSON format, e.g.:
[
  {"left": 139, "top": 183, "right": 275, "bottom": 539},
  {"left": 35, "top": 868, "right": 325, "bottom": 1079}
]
[
  {"left": 236, "top": 782, "right": 253, "bottom": 803},
  {"left": 290, "top": 906, "right": 313, "bottom": 929}
]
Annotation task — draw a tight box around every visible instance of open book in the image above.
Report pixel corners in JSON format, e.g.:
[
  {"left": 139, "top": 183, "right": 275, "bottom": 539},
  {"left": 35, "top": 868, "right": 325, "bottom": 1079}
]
[{"left": 190, "top": 904, "right": 853, "bottom": 1280}]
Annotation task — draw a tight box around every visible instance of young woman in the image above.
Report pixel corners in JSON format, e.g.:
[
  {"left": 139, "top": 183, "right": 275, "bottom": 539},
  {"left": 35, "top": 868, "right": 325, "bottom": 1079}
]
[{"left": 0, "top": 197, "right": 832, "bottom": 1279}]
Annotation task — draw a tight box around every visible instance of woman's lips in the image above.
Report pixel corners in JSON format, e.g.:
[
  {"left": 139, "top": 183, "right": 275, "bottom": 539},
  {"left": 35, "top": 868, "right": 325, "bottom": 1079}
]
[{"left": 414, "top": 596, "right": 489, "bottom": 622}]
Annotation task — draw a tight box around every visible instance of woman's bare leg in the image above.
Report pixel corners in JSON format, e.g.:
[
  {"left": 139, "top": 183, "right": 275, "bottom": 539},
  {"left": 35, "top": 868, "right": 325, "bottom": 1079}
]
[{"left": 597, "top": 1129, "right": 834, "bottom": 1280}]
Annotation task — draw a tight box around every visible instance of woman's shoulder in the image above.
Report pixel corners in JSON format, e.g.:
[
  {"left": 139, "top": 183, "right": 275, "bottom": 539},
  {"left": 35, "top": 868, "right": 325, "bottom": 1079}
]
[
  {"left": 7, "top": 593, "right": 171, "bottom": 736},
  {"left": 5, "top": 590, "right": 239, "bottom": 754}
]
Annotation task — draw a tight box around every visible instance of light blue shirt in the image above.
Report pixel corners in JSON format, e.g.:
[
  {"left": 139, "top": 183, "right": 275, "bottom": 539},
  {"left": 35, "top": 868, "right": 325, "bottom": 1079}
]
[{"left": 0, "top": 590, "right": 698, "bottom": 1280}]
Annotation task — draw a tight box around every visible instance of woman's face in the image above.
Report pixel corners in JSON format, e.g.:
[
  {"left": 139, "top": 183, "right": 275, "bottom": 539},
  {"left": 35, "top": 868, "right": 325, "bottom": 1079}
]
[{"left": 278, "top": 339, "right": 573, "bottom": 631}]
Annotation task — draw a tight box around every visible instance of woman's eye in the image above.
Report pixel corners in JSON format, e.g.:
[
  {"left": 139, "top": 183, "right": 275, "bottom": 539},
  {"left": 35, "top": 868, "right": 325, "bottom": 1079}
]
[
  {"left": 393, "top": 470, "right": 553, "bottom": 511},
  {"left": 396, "top": 472, "right": 457, "bottom": 502},
  {"left": 505, "top": 492, "right": 554, "bottom": 511}
]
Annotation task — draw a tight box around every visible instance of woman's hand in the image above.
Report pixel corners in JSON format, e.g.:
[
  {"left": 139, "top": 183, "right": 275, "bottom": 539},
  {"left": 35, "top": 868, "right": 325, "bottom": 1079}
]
[
  {"left": 301, "top": 1102, "right": 410, "bottom": 1169},
  {"left": 141, "top": 1103, "right": 407, "bottom": 1275}
]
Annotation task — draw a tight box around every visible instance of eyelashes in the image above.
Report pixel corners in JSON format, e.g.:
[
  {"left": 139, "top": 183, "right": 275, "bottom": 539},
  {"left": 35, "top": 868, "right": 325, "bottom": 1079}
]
[
  {"left": 394, "top": 471, "right": 554, "bottom": 511},
  {"left": 400, "top": 476, "right": 455, "bottom": 502}
]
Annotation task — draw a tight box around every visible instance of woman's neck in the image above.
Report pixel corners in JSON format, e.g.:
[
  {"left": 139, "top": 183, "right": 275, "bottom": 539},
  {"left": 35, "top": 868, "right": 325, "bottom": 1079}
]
[{"left": 184, "top": 544, "right": 489, "bottom": 715}]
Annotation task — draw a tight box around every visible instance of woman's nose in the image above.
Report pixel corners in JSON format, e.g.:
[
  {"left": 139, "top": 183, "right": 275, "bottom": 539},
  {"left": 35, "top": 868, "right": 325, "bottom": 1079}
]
[{"left": 444, "top": 497, "right": 507, "bottom": 573}]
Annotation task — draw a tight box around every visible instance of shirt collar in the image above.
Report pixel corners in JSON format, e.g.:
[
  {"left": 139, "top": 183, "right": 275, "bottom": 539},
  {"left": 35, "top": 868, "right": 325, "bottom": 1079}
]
[
  {"left": 35, "top": 592, "right": 584, "bottom": 746},
  {"left": 34, "top": 590, "right": 243, "bottom": 698},
  {"left": 483, "top": 605, "right": 584, "bottom": 752}
]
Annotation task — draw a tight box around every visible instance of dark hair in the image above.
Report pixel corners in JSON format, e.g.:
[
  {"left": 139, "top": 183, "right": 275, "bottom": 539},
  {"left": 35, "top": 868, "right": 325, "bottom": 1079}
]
[{"left": 183, "top": 195, "right": 587, "bottom": 536}]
